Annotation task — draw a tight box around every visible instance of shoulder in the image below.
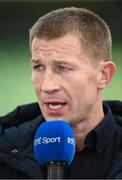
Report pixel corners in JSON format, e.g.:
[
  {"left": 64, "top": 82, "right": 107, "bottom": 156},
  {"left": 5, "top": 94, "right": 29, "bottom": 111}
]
[
  {"left": 104, "top": 100, "right": 122, "bottom": 127},
  {"left": 0, "top": 102, "right": 41, "bottom": 127},
  {"left": 0, "top": 114, "right": 44, "bottom": 151},
  {"left": 108, "top": 150, "right": 122, "bottom": 178},
  {"left": 105, "top": 101, "right": 122, "bottom": 178},
  {"left": 0, "top": 102, "right": 44, "bottom": 153},
  {"left": 0, "top": 113, "right": 45, "bottom": 179},
  {"left": 105, "top": 100, "right": 122, "bottom": 116}
]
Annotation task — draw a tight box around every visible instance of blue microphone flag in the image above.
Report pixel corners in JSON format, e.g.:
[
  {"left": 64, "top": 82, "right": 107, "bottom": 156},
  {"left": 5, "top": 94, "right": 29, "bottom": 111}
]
[{"left": 34, "top": 120, "right": 75, "bottom": 166}]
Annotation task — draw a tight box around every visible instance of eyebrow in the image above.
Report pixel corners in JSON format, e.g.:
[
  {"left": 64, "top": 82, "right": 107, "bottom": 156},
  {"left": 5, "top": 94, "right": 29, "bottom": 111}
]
[
  {"left": 31, "top": 58, "right": 68, "bottom": 64},
  {"left": 31, "top": 58, "right": 76, "bottom": 67},
  {"left": 31, "top": 59, "right": 40, "bottom": 64},
  {"left": 54, "top": 60, "right": 70, "bottom": 65}
]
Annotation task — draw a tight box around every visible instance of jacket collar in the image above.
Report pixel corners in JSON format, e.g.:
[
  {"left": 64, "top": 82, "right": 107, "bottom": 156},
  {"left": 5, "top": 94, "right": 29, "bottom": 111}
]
[{"left": 84, "top": 103, "right": 119, "bottom": 156}]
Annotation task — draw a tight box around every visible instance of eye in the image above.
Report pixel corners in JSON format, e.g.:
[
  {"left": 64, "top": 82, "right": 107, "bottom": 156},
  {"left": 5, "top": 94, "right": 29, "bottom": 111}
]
[
  {"left": 57, "top": 65, "right": 70, "bottom": 72},
  {"left": 33, "top": 64, "right": 45, "bottom": 72}
]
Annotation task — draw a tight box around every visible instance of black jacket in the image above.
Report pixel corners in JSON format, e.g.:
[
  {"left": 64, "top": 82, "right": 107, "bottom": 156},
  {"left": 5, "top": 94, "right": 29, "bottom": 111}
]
[{"left": 0, "top": 101, "right": 122, "bottom": 179}]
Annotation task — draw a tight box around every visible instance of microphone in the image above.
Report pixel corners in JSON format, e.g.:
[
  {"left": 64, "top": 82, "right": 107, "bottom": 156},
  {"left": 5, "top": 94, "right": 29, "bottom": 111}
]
[{"left": 34, "top": 120, "right": 75, "bottom": 179}]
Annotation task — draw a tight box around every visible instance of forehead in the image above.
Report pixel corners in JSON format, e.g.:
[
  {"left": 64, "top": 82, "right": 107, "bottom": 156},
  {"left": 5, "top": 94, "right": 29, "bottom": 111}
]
[
  {"left": 31, "top": 33, "right": 94, "bottom": 67},
  {"left": 31, "top": 33, "right": 83, "bottom": 57}
]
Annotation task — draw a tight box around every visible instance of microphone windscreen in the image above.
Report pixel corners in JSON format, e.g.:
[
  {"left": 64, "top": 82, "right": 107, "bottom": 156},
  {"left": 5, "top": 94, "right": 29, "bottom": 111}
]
[{"left": 34, "top": 120, "right": 75, "bottom": 166}]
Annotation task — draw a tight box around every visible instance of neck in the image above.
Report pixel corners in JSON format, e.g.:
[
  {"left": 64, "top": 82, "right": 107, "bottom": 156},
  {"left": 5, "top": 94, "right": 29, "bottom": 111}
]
[{"left": 72, "top": 101, "right": 104, "bottom": 151}]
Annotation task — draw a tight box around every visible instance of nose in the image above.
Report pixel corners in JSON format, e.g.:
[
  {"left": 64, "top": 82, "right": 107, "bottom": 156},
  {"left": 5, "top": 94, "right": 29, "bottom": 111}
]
[{"left": 41, "top": 70, "right": 60, "bottom": 93}]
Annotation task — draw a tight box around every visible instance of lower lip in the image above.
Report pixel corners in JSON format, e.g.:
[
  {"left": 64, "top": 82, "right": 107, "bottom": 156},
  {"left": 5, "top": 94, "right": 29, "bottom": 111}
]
[{"left": 44, "top": 104, "right": 67, "bottom": 115}]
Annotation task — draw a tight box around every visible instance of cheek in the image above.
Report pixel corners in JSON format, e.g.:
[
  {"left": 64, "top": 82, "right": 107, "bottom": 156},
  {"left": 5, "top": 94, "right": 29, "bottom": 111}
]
[
  {"left": 31, "top": 73, "right": 41, "bottom": 90},
  {"left": 88, "top": 74, "right": 98, "bottom": 92},
  {"left": 71, "top": 74, "right": 98, "bottom": 101}
]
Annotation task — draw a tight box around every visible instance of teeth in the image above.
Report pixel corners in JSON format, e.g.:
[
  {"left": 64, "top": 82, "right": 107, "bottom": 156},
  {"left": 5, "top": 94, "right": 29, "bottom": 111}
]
[{"left": 48, "top": 104, "right": 62, "bottom": 110}]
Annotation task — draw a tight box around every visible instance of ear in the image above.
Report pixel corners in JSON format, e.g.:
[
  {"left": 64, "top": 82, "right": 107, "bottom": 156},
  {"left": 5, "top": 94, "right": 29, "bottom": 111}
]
[{"left": 97, "top": 61, "right": 116, "bottom": 90}]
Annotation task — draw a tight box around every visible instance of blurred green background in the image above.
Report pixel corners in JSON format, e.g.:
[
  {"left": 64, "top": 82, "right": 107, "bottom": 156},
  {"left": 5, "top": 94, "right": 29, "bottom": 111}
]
[{"left": 0, "top": 0, "right": 122, "bottom": 116}]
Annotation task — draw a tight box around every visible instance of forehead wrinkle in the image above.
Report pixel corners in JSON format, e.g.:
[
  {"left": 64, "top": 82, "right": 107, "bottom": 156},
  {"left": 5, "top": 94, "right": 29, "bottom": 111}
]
[
  {"left": 32, "top": 36, "right": 82, "bottom": 56},
  {"left": 34, "top": 44, "right": 77, "bottom": 54},
  {"left": 33, "top": 45, "right": 82, "bottom": 63}
]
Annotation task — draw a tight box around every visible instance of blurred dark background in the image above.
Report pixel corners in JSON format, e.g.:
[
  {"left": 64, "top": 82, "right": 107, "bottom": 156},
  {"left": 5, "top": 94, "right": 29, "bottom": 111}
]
[
  {"left": 0, "top": 0, "right": 122, "bottom": 43},
  {"left": 0, "top": 0, "right": 122, "bottom": 115}
]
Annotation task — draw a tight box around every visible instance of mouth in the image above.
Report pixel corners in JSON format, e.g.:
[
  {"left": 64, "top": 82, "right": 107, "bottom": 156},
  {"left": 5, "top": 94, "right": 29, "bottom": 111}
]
[
  {"left": 48, "top": 102, "right": 66, "bottom": 109},
  {"left": 43, "top": 100, "right": 67, "bottom": 115}
]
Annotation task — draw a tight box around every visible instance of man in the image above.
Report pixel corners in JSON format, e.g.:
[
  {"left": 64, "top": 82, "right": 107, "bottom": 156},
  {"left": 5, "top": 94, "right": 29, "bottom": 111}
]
[{"left": 0, "top": 7, "right": 122, "bottom": 179}]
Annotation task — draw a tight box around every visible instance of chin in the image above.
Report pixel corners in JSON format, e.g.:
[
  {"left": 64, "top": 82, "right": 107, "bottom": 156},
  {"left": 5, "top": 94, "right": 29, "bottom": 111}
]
[
  {"left": 44, "top": 115, "right": 68, "bottom": 122},
  {"left": 45, "top": 117, "right": 66, "bottom": 121}
]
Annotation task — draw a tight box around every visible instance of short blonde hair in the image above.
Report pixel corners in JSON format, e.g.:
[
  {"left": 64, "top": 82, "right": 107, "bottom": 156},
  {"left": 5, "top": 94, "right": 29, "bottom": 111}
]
[{"left": 30, "top": 7, "right": 112, "bottom": 62}]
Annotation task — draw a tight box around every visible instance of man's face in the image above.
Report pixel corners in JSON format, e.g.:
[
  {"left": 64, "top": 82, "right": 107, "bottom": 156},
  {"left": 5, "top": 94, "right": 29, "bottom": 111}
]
[{"left": 31, "top": 33, "right": 101, "bottom": 125}]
